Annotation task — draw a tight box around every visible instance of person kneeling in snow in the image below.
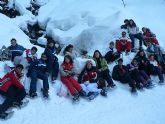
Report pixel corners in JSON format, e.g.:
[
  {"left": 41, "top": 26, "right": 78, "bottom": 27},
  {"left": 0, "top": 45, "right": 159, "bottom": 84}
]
[
  {"left": 0, "top": 64, "right": 26, "bottom": 119},
  {"left": 78, "top": 60, "right": 107, "bottom": 97},
  {"left": 60, "top": 55, "right": 86, "bottom": 102},
  {"left": 112, "top": 58, "right": 137, "bottom": 93},
  {"left": 27, "top": 53, "right": 49, "bottom": 98}
]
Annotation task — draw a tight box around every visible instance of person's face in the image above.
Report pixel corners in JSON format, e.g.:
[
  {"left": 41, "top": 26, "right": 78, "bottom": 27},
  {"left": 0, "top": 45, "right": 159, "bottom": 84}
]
[
  {"left": 69, "top": 47, "right": 73, "bottom": 52},
  {"left": 149, "top": 56, "right": 154, "bottom": 61},
  {"left": 65, "top": 57, "right": 70, "bottom": 63},
  {"left": 94, "top": 52, "right": 100, "bottom": 59},
  {"left": 132, "top": 60, "right": 137, "bottom": 65},
  {"left": 118, "top": 61, "right": 123, "bottom": 66},
  {"left": 11, "top": 40, "right": 17, "bottom": 46},
  {"left": 49, "top": 42, "right": 54, "bottom": 48},
  {"left": 109, "top": 43, "right": 114, "bottom": 48},
  {"left": 142, "top": 28, "right": 146, "bottom": 33},
  {"left": 15, "top": 67, "right": 23, "bottom": 76},
  {"left": 130, "top": 20, "right": 133, "bottom": 25},
  {"left": 31, "top": 49, "right": 37, "bottom": 55},
  {"left": 147, "top": 42, "right": 152, "bottom": 47},
  {"left": 87, "top": 63, "right": 92, "bottom": 69},
  {"left": 122, "top": 32, "right": 126, "bottom": 37},
  {"left": 139, "top": 51, "right": 144, "bottom": 56}
]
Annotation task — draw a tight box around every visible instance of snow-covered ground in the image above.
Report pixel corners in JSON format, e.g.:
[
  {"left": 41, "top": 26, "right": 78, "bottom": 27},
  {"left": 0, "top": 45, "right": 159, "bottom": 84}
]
[{"left": 0, "top": 0, "right": 165, "bottom": 124}]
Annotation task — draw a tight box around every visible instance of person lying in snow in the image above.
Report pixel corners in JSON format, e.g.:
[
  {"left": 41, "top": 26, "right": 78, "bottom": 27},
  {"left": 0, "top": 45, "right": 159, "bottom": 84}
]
[
  {"left": 142, "top": 27, "right": 159, "bottom": 46},
  {"left": 27, "top": 53, "right": 49, "bottom": 98},
  {"left": 60, "top": 55, "right": 86, "bottom": 102},
  {"left": 112, "top": 58, "right": 137, "bottom": 93},
  {"left": 116, "top": 31, "right": 132, "bottom": 55},
  {"left": 93, "top": 50, "right": 116, "bottom": 88},
  {"left": 104, "top": 41, "right": 120, "bottom": 63},
  {"left": 0, "top": 64, "right": 26, "bottom": 119},
  {"left": 78, "top": 60, "right": 108, "bottom": 97}
]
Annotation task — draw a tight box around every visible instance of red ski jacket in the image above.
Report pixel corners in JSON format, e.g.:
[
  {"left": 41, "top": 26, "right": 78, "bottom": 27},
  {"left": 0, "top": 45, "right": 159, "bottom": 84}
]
[{"left": 0, "top": 70, "right": 24, "bottom": 92}]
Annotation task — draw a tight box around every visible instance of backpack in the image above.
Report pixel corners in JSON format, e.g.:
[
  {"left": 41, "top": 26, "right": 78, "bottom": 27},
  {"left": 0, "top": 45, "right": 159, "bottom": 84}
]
[{"left": 0, "top": 45, "right": 12, "bottom": 61}]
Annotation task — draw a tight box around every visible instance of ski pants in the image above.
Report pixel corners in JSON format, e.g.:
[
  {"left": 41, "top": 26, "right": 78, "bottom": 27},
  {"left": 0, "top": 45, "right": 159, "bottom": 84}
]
[
  {"left": 61, "top": 76, "right": 81, "bottom": 95},
  {"left": 0, "top": 86, "right": 26, "bottom": 113},
  {"left": 29, "top": 70, "right": 49, "bottom": 93},
  {"left": 81, "top": 83, "right": 101, "bottom": 94}
]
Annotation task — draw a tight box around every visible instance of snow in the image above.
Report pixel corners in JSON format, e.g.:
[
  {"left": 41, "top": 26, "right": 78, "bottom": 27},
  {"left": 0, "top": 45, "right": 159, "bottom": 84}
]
[{"left": 0, "top": 0, "right": 165, "bottom": 124}]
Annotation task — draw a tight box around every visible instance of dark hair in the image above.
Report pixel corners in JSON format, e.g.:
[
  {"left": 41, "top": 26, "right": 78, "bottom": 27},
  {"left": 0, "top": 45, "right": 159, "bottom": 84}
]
[
  {"left": 93, "top": 50, "right": 103, "bottom": 58},
  {"left": 11, "top": 38, "right": 16, "bottom": 42},
  {"left": 136, "top": 50, "right": 146, "bottom": 58},
  {"left": 129, "top": 19, "right": 136, "bottom": 27},
  {"left": 31, "top": 46, "right": 38, "bottom": 52},
  {"left": 47, "top": 39, "right": 55, "bottom": 46},
  {"left": 118, "top": 58, "right": 123, "bottom": 63},
  {"left": 64, "top": 55, "right": 73, "bottom": 64},
  {"left": 81, "top": 50, "right": 88, "bottom": 55},
  {"left": 16, "top": 64, "right": 24, "bottom": 70},
  {"left": 124, "top": 19, "right": 129, "bottom": 23},
  {"left": 63, "top": 44, "right": 74, "bottom": 55},
  {"left": 149, "top": 54, "right": 155, "bottom": 58}
]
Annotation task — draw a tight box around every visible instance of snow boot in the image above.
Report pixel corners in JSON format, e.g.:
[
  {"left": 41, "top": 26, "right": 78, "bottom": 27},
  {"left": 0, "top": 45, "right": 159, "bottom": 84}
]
[
  {"left": 0, "top": 111, "right": 14, "bottom": 120},
  {"left": 79, "top": 89, "right": 87, "bottom": 97},
  {"left": 100, "top": 89, "right": 107, "bottom": 97},
  {"left": 41, "top": 89, "right": 49, "bottom": 98},
  {"left": 29, "top": 92, "right": 38, "bottom": 98},
  {"left": 72, "top": 93, "right": 79, "bottom": 102}
]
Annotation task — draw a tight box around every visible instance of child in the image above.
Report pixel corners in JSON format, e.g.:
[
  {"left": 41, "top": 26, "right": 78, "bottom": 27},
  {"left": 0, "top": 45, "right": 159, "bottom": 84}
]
[
  {"left": 60, "top": 55, "right": 86, "bottom": 102},
  {"left": 104, "top": 41, "right": 120, "bottom": 63}
]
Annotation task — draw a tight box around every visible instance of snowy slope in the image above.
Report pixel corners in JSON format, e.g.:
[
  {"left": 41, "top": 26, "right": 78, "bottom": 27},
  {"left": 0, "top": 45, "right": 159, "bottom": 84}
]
[{"left": 0, "top": 0, "right": 165, "bottom": 124}]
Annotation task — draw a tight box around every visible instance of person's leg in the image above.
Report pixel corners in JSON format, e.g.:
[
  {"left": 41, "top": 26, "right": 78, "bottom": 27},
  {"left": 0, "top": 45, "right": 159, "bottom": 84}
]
[
  {"left": 15, "top": 88, "right": 26, "bottom": 103},
  {"left": 29, "top": 71, "right": 38, "bottom": 93},
  {"left": 80, "top": 84, "right": 89, "bottom": 94},
  {"left": 61, "top": 76, "right": 78, "bottom": 95},
  {"left": 52, "top": 60, "right": 59, "bottom": 80},
  {"left": 38, "top": 73, "right": 49, "bottom": 91},
  {"left": 129, "top": 34, "right": 135, "bottom": 49},
  {"left": 154, "top": 67, "right": 164, "bottom": 81},
  {"left": 0, "top": 86, "right": 16, "bottom": 113},
  {"left": 68, "top": 76, "right": 81, "bottom": 92},
  {"left": 134, "top": 33, "right": 143, "bottom": 47},
  {"left": 101, "top": 69, "right": 115, "bottom": 87},
  {"left": 87, "top": 83, "right": 101, "bottom": 93}
]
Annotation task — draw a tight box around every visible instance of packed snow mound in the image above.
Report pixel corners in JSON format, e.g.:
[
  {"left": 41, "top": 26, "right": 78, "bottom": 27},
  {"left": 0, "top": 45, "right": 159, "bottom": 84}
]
[
  {"left": 36, "top": 0, "right": 165, "bottom": 53},
  {"left": 0, "top": 14, "right": 31, "bottom": 48}
]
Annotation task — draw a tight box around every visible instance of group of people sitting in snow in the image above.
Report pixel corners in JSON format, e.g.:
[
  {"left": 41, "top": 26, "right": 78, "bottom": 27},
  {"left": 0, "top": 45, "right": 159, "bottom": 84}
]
[{"left": 0, "top": 19, "right": 165, "bottom": 119}]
